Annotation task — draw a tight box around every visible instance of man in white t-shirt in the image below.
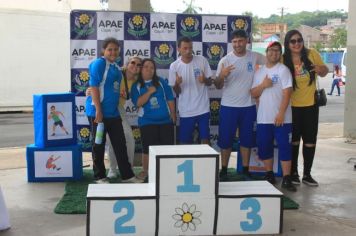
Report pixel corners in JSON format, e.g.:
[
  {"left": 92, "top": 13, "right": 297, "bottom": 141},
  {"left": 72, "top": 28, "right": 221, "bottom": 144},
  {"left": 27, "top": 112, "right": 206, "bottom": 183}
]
[
  {"left": 215, "top": 30, "right": 265, "bottom": 180},
  {"left": 168, "top": 36, "right": 213, "bottom": 144},
  {"left": 251, "top": 41, "right": 296, "bottom": 192}
]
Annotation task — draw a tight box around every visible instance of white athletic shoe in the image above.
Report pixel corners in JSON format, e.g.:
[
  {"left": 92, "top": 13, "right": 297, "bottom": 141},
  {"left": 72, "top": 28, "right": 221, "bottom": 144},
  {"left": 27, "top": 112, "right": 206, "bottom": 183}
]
[
  {"left": 107, "top": 169, "right": 119, "bottom": 179},
  {"left": 95, "top": 178, "right": 110, "bottom": 184},
  {"left": 121, "top": 176, "right": 144, "bottom": 183}
]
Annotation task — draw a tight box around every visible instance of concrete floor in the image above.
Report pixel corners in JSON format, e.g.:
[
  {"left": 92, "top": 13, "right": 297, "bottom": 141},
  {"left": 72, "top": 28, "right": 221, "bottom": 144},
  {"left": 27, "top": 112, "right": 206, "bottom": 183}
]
[{"left": 0, "top": 123, "right": 356, "bottom": 236}]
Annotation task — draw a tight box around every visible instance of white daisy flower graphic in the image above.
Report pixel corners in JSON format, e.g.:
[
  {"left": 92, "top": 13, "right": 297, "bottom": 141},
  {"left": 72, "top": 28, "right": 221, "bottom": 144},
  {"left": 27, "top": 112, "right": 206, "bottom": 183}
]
[{"left": 172, "top": 203, "right": 202, "bottom": 232}]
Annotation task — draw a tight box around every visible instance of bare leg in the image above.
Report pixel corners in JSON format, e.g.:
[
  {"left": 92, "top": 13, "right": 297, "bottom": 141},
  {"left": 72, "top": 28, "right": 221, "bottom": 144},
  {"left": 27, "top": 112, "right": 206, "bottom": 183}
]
[
  {"left": 281, "top": 160, "right": 292, "bottom": 177},
  {"left": 240, "top": 146, "right": 251, "bottom": 168},
  {"left": 262, "top": 158, "right": 273, "bottom": 172},
  {"left": 221, "top": 148, "right": 232, "bottom": 168},
  {"left": 142, "top": 154, "right": 149, "bottom": 173}
]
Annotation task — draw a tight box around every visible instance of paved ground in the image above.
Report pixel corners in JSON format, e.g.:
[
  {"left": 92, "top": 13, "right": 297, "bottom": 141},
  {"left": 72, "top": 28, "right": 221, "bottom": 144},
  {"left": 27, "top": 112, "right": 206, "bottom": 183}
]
[{"left": 1, "top": 122, "right": 356, "bottom": 236}]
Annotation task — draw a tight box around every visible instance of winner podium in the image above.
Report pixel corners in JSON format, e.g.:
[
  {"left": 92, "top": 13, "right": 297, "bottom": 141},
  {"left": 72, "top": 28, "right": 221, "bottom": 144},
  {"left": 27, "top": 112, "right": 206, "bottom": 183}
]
[{"left": 87, "top": 145, "right": 283, "bottom": 235}]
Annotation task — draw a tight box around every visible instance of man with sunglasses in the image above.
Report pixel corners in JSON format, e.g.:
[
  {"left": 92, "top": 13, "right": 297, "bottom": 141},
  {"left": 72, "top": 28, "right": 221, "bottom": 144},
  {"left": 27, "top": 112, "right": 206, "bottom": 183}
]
[
  {"left": 251, "top": 41, "right": 296, "bottom": 192},
  {"left": 215, "top": 29, "right": 265, "bottom": 181},
  {"left": 168, "top": 36, "right": 214, "bottom": 145}
]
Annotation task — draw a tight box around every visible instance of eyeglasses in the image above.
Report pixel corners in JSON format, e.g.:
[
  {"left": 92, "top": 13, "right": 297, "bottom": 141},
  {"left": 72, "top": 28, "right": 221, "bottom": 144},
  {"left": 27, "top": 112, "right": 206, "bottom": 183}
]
[
  {"left": 289, "top": 38, "right": 303, "bottom": 45},
  {"left": 130, "top": 61, "right": 142, "bottom": 67}
]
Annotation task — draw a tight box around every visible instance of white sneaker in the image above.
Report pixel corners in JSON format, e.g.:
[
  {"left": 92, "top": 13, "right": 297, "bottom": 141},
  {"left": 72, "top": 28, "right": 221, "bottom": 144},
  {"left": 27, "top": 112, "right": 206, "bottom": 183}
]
[
  {"left": 95, "top": 178, "right": 110, "bottom": 184},
  {"left": 121, "top": 176, "right": 144, "bottom": 183},
  {"left": 107, "top": 169, "right": 119, "bottom": 179},
  {"left": 136, "top": 171, "right": 148, "bottom": 180}
]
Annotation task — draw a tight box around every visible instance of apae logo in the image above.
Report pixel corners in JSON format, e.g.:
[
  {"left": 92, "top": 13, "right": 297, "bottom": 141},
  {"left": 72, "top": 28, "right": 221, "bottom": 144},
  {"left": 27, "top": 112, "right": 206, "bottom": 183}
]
[
  {"left": 206, "top": 45, "right": 225, "bottom": 68},
  {"left": 125, "top": 49, "right": 150, "bottom": 57},
  {"left": 73, "top": 13, "right": 95, "bottom": 37},
  {"left": 98, "top": 19, "right": 123, "bottom": 32},
  {"left": 73, "top": 70, "right": 89, "bottom": 94},
  {"left": 210, "top": 100, "right": 220, "bottom": 112},
  {"left": 153, "top": 43, "right": 175, "bottom": 66},
  {"left": 128, "top": 15, "right": 148, "bottom": 37},
  {"left": 72, "top": 48, "right": 96, "bottom": 57},
  {"left": 77, "top": 127, "right": 91, "bottom": 150},
  {"left": 230, "top": 18, "right": 249, "bottom": 31},
  {"left": 152, "top": 21, "right": 176, "bottom": 33},
  {"left": 180, "top": 16, "right": 200, "bottom": 38}
]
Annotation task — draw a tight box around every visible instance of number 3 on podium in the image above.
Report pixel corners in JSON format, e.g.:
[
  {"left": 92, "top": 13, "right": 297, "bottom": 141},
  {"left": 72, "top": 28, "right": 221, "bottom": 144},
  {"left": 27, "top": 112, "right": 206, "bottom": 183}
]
[{"left": 176, "top": 160, "right": 201, "bottom": 192}]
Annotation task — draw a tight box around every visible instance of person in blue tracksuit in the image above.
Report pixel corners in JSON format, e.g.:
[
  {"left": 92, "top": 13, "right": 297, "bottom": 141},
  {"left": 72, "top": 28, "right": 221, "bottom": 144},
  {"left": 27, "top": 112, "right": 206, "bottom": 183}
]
[
  {"left": 131, "top": 58, "right": 176, "bottom": 180},
  {"left": 85, "top": 37, "right": 142, "bottom": 184}
]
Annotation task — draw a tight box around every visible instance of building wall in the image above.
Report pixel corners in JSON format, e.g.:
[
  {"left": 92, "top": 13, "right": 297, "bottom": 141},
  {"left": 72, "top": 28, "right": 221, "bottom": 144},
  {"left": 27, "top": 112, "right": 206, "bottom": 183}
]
[
  {"left": 0, "top": 9, "right": 70, "bottom": 109},
  {"left": 297, "top": 25, "right": 323, "bottom": 48},
  {"left": 0, "top": 0, "right": 149, "bottom": 111}
]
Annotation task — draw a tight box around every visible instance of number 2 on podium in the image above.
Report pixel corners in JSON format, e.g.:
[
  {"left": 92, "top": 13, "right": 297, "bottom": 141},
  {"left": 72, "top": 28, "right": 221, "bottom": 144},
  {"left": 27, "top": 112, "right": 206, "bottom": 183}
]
[
  {"left": 113, "top": 200, "right": 136, "bottom": 234},
  {"left": 177, "top": 160, "right": 200, "bottom": 192}
]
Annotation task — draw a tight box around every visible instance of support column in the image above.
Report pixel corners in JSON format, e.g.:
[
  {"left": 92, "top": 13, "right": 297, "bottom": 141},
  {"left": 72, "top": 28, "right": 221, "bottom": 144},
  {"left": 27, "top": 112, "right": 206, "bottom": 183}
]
[{"left": 344, "top": 0, "right": 356, "bottom": 139}]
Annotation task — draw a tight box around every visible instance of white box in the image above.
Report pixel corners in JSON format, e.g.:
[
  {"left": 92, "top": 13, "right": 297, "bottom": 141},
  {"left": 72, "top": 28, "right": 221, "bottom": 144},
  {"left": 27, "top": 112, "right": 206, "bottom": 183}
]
[
  {"left": 87, "top": 184, "right": 156, "bottom": 236},
  {"left": 216, "top": 181, "right": 283, "bottom": 235},
  {"left": 149, "top": 145, "right": 219, "bottom": 197}
]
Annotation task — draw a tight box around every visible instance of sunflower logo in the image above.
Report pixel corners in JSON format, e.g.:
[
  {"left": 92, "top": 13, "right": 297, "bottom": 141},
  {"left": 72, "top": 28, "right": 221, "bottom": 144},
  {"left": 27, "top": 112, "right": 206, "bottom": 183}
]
[
  {"left": 206, "top": 45, "right": 225, "bottom": 68},
  {"left": 73, "top": 70, "right": 89, "bottom": 94},
  {"left": 79, "top": 14, "right": 90, "bottom": 25},
  {"left": 235, "top": 19, "right": 246, "bottom": 29},
  {"left": 184, "top": 17, "right": 195, "bottom": 27},
  {"left": 172, "top": 203, "right": 202, "bottom": 232},
  {"left": 79, "top": 71, "right": 89, "bottom": 82},
  {"left": 180, "top": 16, "right": 200, "bottom": 38},
  {"left": 210, "top": 45, "right": 221, "bottom": 56},
  {"left": 154, "top": 43, "right": 175, "bottom": 66},
  {"left": 77, "top": 127, "right": 91, "bottom": 149},
  {"left": 80, "top": 127, "right": 90, "bottom": 138},
  {"left": 159, "top": 44, "right": 170, "bottom": 55},
  {"left": 132, "top": 15, "right": 143, "bottom": 26},
  {"left": 210, "top": 101, "right": 220, "bottom": 111},
  {"left": 132, "top": 128, "right": 141, "bottom": 139},
  {"left": 73, "top": 13, "right": 95, "bottom": 37},
  {"left": 128, "top": 14, "right": 148, "bottom": 38}
]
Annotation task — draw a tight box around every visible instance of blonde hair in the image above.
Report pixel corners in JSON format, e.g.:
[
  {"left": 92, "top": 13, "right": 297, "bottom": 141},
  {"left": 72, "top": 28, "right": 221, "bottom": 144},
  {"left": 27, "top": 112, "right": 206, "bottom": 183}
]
[{"left": 126, "top": 56, "right": 142, "bottom": 66}]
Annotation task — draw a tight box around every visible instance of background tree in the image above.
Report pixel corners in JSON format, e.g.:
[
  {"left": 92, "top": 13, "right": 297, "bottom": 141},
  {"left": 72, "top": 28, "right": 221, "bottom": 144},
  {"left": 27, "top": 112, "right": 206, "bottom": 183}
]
[
  {"left": 182, "top": 0, "right": 202, "bottom": 14},
  {"left": 242, "top": 11, "right": 260, "bottom": 36},
  {"left": 260, "top": 10, "right": 347, "bottom": 29},
  {"left": 330, "top": 28, "right": 347, "bottom": 49}
]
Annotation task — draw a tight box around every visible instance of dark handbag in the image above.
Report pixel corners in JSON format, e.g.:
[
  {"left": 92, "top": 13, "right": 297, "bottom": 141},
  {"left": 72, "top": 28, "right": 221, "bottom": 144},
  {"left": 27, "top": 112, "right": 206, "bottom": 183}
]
[{"left": 315, "top": 88, "right": 327, "bottom": 106}]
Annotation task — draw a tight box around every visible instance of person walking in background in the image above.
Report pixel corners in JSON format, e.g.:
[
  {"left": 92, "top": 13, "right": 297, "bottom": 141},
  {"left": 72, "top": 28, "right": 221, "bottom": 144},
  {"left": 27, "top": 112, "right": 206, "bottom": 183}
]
[
  {"left": 283, "top": 30, "right": 329, "bottom": 187},
  {"left": 328, "top": 65, "right": 342, "bottom": 96},
  {"left": 85, "top": 37, "right": 142, "bottom": 184},
  {"left": 215, "top": 29, "right": 265, "bottom": 181},
  {"left": 131, "top": 58, "right": 176, "bottom": 181},
  {"left": 251, "top": 41, "right": 296, "bottom": 192},
  {"left": 168, "top": 36, "right": 214, "bottom": 145}
]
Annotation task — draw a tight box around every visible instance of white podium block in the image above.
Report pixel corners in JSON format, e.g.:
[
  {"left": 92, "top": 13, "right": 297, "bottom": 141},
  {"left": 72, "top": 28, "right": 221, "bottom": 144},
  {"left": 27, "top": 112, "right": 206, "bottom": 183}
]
[
  {"left": 216, "top": 181, "right": 283, "bottom": 235},
  {"left": 149, "top": 145, "right": 219, "bottom": 197},
  {"left": 158, "top": 197, "right": 216, "bottom": 236},
  {"left": 87, "top": 184, "right": 156, "bottom": 236}
]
